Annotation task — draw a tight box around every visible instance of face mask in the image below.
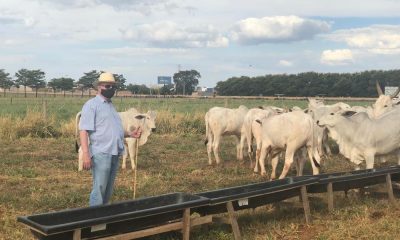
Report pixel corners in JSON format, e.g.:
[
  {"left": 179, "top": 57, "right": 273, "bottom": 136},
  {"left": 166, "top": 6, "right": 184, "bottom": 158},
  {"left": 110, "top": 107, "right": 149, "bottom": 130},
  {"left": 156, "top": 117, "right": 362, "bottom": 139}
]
[{"left": 101, "top": 88, "right": 116, "bottom": 99}]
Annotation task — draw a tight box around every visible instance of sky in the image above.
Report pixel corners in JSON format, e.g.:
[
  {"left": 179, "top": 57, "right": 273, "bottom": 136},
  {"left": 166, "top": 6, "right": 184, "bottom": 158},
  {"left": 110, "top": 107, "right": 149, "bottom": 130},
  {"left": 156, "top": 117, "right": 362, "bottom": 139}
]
[{"left": 0, "top": 0, "right": 399, "bottom": 88}]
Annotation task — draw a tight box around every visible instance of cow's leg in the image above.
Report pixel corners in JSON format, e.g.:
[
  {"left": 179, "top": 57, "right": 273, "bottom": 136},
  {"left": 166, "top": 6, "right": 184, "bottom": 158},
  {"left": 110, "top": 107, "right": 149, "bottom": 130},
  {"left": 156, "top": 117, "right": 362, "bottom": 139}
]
[
  {"left": 307, "top": 146, "right": 321, "bottom": 175},
  {"left": 279, "top": 147, "right": 295, "bottom": 179},
  {"left": 246, "top": 133, "right": 254, "bottom": 168},
  {"left": 253, "top": 138, "right": 262, "bottom": 173},
  {"left": 365, "top": 151, "right": 375, "bottom": 169},
  {"left": 213, "top": 134, "right": 222, "bottom": 165},
  {"left": 128, "top": 138, "right": 137, "bottom": 170},
  {"left": 122, "top": 141, "right": 128, "bottom": 169},
  {"left": 317, "top": 135, "right": 324, "bottom": 157},
  {"left": 207, "top": 133, "right": 214, "bottom": 165},
  {"left": 257, "top": 144, "right": 270, "bottom": 177},
  {"left": 397, "top": 149, "right": 400, "bottom": 165},
  {"left": 294, "top": 150, "right": 306, "bottom": 176},
  {"left": 78, "top": 147, "right": 83, "bottom": 171},
  {"left": 322, "top": 131, "right": 332, "bottom": 156},
  {"left": 270, "top": 155, "right": 279, "bottom": 180},
  {"left": 236, "top": 135, "right": 244, "bottom": 162}
]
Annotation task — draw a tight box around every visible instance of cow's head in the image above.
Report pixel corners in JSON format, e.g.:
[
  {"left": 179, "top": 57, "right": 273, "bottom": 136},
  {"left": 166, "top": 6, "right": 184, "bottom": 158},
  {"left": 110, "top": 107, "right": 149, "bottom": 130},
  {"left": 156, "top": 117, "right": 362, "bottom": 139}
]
[
  {"left": 373, "top": 81, "right": 400, "bottom": 118},
  {"left": 130, "top": 110, "right": 157, "bottom": 146}
]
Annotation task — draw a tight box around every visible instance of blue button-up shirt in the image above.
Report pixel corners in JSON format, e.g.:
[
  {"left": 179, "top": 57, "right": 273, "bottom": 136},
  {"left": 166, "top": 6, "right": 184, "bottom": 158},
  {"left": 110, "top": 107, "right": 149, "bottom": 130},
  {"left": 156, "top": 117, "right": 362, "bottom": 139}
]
[{"left": 79, "top": 95, "right": 125, "bottom": 156}]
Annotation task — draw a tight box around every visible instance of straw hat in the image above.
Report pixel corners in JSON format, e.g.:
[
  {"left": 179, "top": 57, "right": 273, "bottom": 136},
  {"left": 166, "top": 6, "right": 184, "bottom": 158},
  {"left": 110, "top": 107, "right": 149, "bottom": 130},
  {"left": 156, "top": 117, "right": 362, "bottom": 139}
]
[
  {"left": 99, "top": 72, "right": 115, "bottom": 83},
  {"left": 93, "top": 72, "right": 116, "bottom": 87}
]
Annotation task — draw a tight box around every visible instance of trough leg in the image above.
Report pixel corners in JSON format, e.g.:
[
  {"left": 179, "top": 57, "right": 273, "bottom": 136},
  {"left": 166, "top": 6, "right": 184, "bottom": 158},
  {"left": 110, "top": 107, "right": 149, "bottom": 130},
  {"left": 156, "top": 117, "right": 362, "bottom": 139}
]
[
  {"left": 73, "top": 229, "right": 81, "bottom": 240},
  {"left": 226, "top": 201, "right": 242, "bottom": 240},
  {"left": 300, "top": 186, "right": 312, "bottom": 224},
  {"left": 182, "top": 208, "right": 191, "bottom": 240},
  {"left": 327, "top": 182, "right": 334, "bottom": 212},
  {"left": 386, "top": 173, "right": 396, "bottom": 206}
]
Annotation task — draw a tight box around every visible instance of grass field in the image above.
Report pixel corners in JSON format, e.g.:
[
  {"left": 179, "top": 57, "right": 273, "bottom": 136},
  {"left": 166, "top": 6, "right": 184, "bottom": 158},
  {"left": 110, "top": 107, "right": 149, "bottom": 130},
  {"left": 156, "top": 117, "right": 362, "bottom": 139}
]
[{"left": 1, "top": 96, "right": 400, "bottom": 240}]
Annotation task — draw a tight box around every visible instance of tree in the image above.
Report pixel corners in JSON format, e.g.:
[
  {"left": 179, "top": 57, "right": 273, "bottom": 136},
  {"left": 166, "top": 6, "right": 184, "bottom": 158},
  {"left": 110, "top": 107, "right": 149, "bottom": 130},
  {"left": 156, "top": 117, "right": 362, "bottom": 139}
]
[
  {"left": 0, "top": 69, "right": 14, "bottom": 97},
  {"left": 77, "top": 70, "right": 99, "bottom": 97},
  {"left": 160, "top": 84, "right": 175, "bottom": 95},
  {"left": 127, "top": 84, "right": 150, "bottom": 94},
  {"left": 48, "top": 77, "right": 75, "bottom": 97},
  {"left": 173, "top": 70, "right": 201, "bottom": 95},
  {"left": 113, "top": 74, "right": 127, "bottom": 96},
  {"left": 15, "top": 68, "right": 46, "bottom": 97}
]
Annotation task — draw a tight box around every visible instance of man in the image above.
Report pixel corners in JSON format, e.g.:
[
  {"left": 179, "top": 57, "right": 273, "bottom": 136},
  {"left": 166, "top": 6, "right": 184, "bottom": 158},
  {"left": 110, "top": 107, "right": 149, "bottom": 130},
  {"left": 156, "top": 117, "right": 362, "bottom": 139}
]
[{"left": 79, "top": 72, "right": 141, "bottom": 206}]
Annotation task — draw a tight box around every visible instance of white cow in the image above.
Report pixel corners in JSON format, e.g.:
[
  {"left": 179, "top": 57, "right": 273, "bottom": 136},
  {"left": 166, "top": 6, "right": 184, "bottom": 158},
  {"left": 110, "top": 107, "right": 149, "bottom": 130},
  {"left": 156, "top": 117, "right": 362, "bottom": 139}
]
[
  {"left": 255, "top": 111, "right": 321, "bottom": 179},
  {"left": 205, "top": 105, "right": 249, "bottom": 165},
  {"left": 75, "top": 108, "right": 156, "bottom": 171},
  {"left": 317, "top": 108, "right": 400, "bottom": 169},
  {"left": 307, "top": 98, "right": 351, "bottom": 157},
  {"left": 240, "top": 107, "right": 278, "bottom": 168},
  {"left": 119, "top": 108, "right": 157, "bottom": 170},
  {"left": 330, "top": 82, "right": 400, "bottom": 166},
  {"left": 372, "top": 81, "right": 400, "bottom": 118}
]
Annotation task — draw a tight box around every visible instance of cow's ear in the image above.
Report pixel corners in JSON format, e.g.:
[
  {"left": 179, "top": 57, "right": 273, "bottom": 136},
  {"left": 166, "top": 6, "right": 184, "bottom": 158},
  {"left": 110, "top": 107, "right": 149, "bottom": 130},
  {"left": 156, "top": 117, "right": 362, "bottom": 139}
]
[
  {"left": 135, "top": 115, "right": 145, "bottom": 120},
  {"left": 147, "top": 110, "right": 157, "bottom": 119},
  {"left": 341, "top": 111, "right": 357, "bottom": 117},
  {"left": 255, "top": 119, "right": 262, "bottom": 125}
]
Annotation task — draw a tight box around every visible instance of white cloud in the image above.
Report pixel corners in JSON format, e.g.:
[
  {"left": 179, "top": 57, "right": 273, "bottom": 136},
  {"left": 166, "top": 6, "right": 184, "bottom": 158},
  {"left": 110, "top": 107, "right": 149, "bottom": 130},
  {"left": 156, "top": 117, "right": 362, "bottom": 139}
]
[
  {"left": 320, "top": 49, "right": 354, "bottom": 65},
  {"left": 278, "top": 60, "right": 293, "bottom": 67},
  {"left": 93, "top": 46, "right": 188, "bottom": 57},
  {"left": 24, "top": 17, "right": 36, "bottom": 27},
  {"left": 121, "top": 21, "right": 229, "bottom": 48},
  {"left": 326, "top": 25, "right": 400, "bottom": 55},
  {"left": 231, "top": 15, "right": 331, "bottom": 45}
]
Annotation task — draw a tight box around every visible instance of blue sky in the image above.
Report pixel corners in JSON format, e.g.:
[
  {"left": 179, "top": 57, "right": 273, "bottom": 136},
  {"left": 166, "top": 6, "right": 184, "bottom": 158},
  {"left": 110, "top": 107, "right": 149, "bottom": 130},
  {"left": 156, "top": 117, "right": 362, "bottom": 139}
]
[{"left": 0, "top": 0, "right": 399, "bottom": 88}]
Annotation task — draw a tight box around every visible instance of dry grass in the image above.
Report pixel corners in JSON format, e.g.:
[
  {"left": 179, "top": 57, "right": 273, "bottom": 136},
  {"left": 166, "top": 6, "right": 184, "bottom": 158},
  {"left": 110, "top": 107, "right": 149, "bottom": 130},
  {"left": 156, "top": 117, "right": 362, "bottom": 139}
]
[
  {"left": 1, "top": 98, "right": 399, "bottom": 240},
  {"left": 1, "top": 134, "right": 400, "bottom": 240}
]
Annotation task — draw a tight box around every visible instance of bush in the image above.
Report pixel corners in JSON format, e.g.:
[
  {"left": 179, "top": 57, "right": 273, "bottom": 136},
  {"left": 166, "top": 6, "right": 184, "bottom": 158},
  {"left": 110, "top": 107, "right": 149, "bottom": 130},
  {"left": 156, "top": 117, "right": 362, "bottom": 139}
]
[
  {"left": 0, "top": 110, "right": 207, "bottom": 139},
  {"left": 0, "top": 111, "right": 61, "bottom": 139}
]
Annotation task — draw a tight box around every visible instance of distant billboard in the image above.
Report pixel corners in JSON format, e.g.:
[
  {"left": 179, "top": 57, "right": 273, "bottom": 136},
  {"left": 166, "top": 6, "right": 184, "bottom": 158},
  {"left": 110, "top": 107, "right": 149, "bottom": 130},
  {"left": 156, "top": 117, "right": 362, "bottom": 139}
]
[{"left": 157, "top": 76, "right": 172, "bottom": 85}]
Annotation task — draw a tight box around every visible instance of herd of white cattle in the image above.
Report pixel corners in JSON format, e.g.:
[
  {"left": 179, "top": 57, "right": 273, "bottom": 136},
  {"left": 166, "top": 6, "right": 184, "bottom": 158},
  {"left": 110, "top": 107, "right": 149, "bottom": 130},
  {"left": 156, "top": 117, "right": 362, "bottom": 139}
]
[
  {"left": 73, "top": 82, "right": 400, "bottom": 180},
  {"left": 205, "top": 82, "right": 400, "bottom": 179}
]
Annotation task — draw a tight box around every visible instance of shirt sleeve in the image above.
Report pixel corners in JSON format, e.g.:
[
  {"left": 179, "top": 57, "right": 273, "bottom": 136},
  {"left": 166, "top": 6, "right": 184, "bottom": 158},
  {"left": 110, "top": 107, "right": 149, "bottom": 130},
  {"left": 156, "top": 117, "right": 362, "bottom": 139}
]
[{"left": 79, "top": 102, "right": 95, "bottom": 131}]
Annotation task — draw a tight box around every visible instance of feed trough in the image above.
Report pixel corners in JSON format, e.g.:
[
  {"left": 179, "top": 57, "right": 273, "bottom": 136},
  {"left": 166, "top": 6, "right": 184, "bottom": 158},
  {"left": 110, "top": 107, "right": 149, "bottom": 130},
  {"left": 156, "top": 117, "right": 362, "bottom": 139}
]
[
  {"left": 306, "top": 165, "right": 400, "bottom": 211},
  {"left": 195, "top": 175, "right": 318, "bottom": 215},
  {"left": 193, "top": 176, "right": 319, "bottom": 240},
  {"left": 307, "top": 166, "right": 400, "bottom": 193},
  {"left": 17, "top": 192, "right": 210, "bottom": 240}
]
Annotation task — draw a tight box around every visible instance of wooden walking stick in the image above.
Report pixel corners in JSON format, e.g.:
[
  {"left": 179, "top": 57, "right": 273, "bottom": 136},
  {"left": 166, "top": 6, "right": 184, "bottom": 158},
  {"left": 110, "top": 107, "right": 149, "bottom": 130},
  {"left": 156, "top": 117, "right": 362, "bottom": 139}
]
[{"left": 133, "top": 133, "right": 140, "bottom": 199}]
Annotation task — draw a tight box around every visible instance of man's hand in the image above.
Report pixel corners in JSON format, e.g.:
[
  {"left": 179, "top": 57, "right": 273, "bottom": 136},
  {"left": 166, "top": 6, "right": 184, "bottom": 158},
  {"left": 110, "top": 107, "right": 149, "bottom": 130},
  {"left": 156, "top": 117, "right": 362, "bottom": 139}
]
[
  {"left": 83, "top": 152, "right": 91, "bottom": 170},
  {"left": 130, "top": 127, "right": 142, "bottom": 138}
]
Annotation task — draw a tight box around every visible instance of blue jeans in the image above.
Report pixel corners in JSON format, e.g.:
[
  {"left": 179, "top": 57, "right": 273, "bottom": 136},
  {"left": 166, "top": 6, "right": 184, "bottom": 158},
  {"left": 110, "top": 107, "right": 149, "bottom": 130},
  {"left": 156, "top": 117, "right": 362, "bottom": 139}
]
[{"left": 89, "top": 153, "right": 119, "bottom": 206}]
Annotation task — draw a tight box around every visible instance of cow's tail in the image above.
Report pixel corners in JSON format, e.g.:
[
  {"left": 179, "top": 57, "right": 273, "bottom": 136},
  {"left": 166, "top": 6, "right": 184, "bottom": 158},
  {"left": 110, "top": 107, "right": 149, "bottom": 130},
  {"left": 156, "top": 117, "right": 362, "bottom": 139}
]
[
  {"left": 204, "top": 112, "right": 210, "bottom": 145},
  {"left": 75, "top": 111, "right": 82, "bottom": 153},
  {"left": 310, "top": 119, "right": 321, "bottom": 168}
]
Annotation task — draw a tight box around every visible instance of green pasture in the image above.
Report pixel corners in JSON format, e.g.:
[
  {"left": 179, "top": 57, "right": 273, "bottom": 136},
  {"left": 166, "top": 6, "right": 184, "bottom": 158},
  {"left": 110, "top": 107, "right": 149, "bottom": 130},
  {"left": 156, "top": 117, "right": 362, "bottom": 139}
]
[
  {"left": 2, "top": 96, "right": 400, "bottom": 240},
  {"left": 0, "top": 95, "right": 371, "bottom": 119}
]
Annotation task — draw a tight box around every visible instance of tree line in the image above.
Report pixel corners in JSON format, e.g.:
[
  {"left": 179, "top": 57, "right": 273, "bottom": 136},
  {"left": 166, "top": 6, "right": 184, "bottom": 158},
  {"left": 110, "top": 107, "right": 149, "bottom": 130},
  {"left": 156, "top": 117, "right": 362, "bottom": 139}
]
[
  {"left": 0, "top": 68, "right": 201, "bottom": 97},
  {"left": 215, "top": 70, "right": 400, "bottom": 97}
]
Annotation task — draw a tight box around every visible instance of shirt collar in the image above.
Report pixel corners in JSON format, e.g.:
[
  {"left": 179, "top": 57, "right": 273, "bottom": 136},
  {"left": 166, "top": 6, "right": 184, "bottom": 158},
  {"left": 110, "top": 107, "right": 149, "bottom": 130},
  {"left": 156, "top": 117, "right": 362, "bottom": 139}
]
[{"left": 95, "top": 94, "right": 112, "bottom": 103}]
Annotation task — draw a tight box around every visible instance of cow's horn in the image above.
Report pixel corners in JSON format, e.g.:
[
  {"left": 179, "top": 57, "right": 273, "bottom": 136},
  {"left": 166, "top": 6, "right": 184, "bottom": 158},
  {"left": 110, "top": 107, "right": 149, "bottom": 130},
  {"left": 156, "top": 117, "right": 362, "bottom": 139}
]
[
  {"left": 390, "top": 86, "right": 400, "bottom": 98},
  {"left": 376, "top": 81, "right": 383, "bottom": 96}
]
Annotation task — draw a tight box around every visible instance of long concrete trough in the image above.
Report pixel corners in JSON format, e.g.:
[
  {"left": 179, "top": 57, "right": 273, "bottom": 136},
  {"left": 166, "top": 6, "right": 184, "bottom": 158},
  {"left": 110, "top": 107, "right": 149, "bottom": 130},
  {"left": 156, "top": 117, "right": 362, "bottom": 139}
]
[{"left": 17, "top": 166, "right": 400, "bottom": 240}]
